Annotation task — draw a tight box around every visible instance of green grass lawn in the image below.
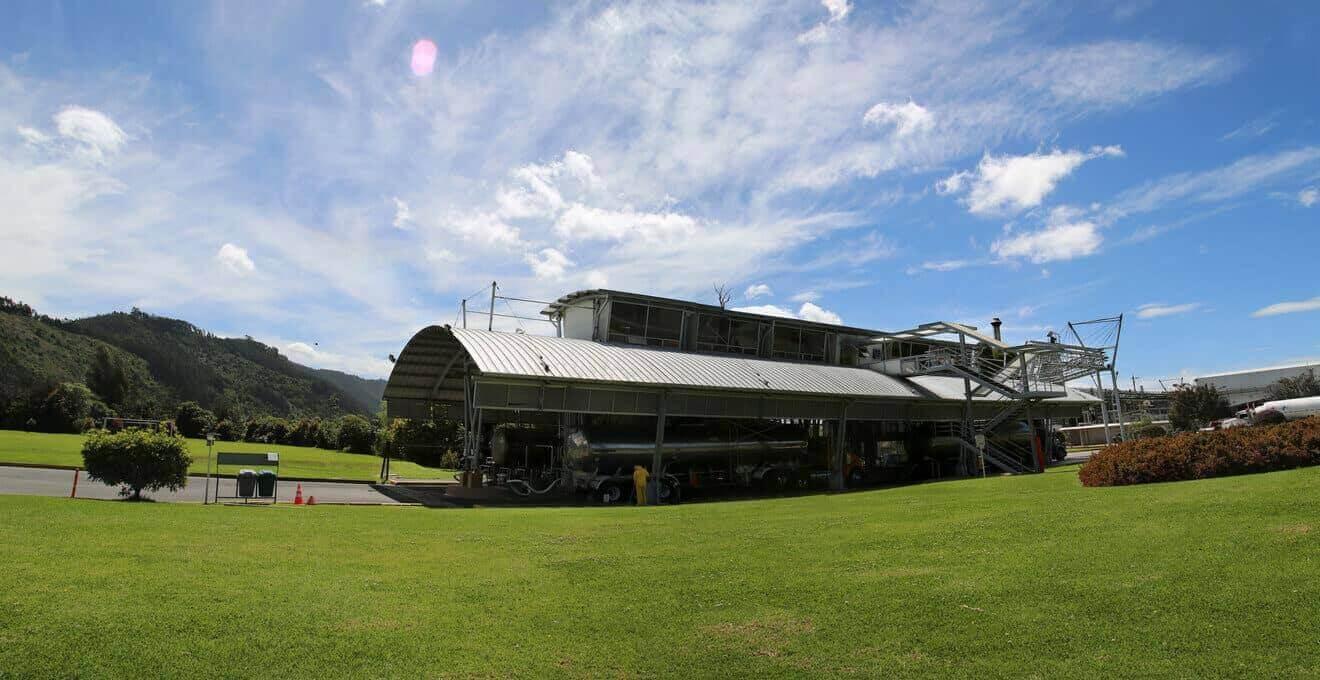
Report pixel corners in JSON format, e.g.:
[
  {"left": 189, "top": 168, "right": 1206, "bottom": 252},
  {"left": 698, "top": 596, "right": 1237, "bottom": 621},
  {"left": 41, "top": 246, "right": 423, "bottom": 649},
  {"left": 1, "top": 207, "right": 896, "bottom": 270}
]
[
  {"left": 1, "top": 466, "right": 1316, "bottom": 678},
  {"left": 0, "top": 430, "right": 451, "bottom": 481}
]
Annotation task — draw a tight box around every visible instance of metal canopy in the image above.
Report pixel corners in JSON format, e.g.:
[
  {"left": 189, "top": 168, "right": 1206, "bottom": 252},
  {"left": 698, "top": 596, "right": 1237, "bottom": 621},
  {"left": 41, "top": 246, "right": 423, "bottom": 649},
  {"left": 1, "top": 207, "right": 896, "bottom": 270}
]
[{"left": 384, "top": 326, "right": 1098, "bottom": 422}]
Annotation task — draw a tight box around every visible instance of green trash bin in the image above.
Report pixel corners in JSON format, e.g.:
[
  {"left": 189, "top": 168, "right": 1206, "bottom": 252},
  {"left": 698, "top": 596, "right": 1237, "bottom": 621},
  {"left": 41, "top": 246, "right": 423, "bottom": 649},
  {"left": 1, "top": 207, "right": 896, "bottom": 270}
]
[
  {"left": 256, "top": 470, "right": 277, "bottom": 497},
  {"left": 236, "top": 469, "right": 257, "bottom": 498}
]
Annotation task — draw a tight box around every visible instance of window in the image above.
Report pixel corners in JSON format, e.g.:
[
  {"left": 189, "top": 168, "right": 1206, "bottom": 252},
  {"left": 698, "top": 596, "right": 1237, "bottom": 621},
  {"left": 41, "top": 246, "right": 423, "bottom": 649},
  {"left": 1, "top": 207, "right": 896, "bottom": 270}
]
[
  {"left": 607, "top": 301, "right": 682, "bottom": 348},
  {"left": 771, "top": 325, "right": 828, "bottom": 362},
  {"left": 696, "top": 314, "right": 760, "bottom": 355}
]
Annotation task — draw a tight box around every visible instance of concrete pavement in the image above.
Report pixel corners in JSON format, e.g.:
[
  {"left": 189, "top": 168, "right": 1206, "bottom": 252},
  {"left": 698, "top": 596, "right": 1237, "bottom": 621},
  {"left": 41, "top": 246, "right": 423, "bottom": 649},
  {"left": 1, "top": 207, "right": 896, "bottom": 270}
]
[{"left": 0, "top": 465, "right": 401, "bottom": 504}]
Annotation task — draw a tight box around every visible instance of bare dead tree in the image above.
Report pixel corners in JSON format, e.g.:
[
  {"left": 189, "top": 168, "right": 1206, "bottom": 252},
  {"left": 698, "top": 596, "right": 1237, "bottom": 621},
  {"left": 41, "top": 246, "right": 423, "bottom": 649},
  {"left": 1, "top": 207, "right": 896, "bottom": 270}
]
[{"left": 713, "top": 283, "right": 733, "bottom": 309}]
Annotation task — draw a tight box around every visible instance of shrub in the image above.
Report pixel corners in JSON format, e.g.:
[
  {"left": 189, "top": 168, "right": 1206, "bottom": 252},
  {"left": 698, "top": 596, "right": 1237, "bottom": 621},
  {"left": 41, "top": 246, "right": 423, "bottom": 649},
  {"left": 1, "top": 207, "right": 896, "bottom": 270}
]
[
  {"left": 1167, "top": 383, "right": 1231, "bottom": 432},
  {"left": 213, "top": 419, "right": 241, "bottom": 442},
  {"left": 315, "top": 418, "right": 341, "bottom": 450},
  {"left": 337, "top": 414, "right": 375, "bottom": 454},
  {"left": 38, "top": 383, "right": 97, "bottom": 433},
  {"left": 380, "top": 417, "right": 462, "bottom": 466},
  {"left": 1135, "top": 423, "right": 1168, "bottom": 440},
  {"left": 289, "top": 418, "right": 321, "bottom": 447},
  {"left": 174, "top": 401, "right": 215, "bottom": 439},
  {"left": 244, "top": 415, "right": 291, "bottom": 444},
  {"left": 439, "top": 449, "right": 460, "bottom": 469},
  {"left": 1079, "top": 416, "right": 1320, "bottom": 487},
  {"left": 81, "top": 429, "right": 192, "bottom": 500},
  {"left": 1267, "top": 369, "right": 1320, "bottom": 401}
]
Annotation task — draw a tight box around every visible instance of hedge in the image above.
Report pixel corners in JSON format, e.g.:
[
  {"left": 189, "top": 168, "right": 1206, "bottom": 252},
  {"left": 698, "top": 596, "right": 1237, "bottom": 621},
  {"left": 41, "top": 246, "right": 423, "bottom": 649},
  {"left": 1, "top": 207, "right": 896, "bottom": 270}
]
[{"left": 1079, "top": 416, "right": 1320, "bottom": 487}]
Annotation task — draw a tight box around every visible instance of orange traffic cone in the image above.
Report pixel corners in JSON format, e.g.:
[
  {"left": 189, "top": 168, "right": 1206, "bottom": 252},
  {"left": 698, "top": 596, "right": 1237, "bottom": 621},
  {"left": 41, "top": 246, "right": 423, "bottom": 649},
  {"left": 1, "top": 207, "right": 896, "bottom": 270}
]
[
  {"left": 293, "top": 483, "right": 304, "bottom": 505},
  {"left": 307, "top": 495, "right": 317, "bottom": 505}
]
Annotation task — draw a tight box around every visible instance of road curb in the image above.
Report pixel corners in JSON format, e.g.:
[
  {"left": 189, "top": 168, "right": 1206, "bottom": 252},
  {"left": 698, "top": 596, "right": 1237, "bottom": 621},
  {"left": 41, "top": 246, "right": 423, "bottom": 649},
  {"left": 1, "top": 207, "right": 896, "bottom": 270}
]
[{"left": 0, "top": 462, "right": 380, "bottom": 486}]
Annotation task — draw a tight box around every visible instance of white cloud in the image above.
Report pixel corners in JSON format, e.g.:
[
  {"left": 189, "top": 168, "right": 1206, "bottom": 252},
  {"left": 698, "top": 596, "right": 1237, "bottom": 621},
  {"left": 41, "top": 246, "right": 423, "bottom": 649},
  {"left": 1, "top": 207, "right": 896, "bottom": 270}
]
[
  {"left": 1299, "top": 188, "right": 1318, "bottom": 207},
  {"left": 789, "top": 290, "right": 820, "bottom": 303},
  {"left": 554, "top": 204, "right": 697, "bottom": 242},
  {"left": 215, "top": 243, "right": 256, "bottom": 274},
  {"left": 1251, "top": 296, "right": 1320, "bottom": 318},
  {"left": 991, "top": 221, "right": 1101, "bottom": 263},
  {"left": 744, "top": 283, "right": 772, "bottom": 299},
  {"left": 391, "top": 197, "right": 412, "bottom": 229},
  {"left": 797, "top": 301, "right": 843, "bottom": 325},
  {"left": 54, "top": 106, "right": 126, "bottom": 161},
  {"left": 732, "top": 301, "right": 844, "bottom": 325},
  {"left": 523, "top": 247, "right": 573, "bottom": 280},
  {"left": 733, "top": 303, "right": 796, "bottom": 318},
  {"left": 822, "top": 0, "right": 852, "bottom": 22},
  {"left": 1136, "top": 302, "right": 1201, "bottom": 319},
  {"left": 282, "top": 341, "right": 393, "bottom": 379},
  {"left": 797, "top": 0, "right": 852, "bottom": 43},
  {"left": 942, "top": 146, "right": 1123, "bottom": 215},
  {"left": 16, "top": 126, "right": 51, "bottom": 146},
  {"left": 1111, "top": 146, "right": 1320, "bottom": 218},
  {"left": 1020, "top": 41, "right": 1238, "bottom": 107},
  {"left": 906, "top": 259, "right": 972, "bottom": 274},
  {"left": 1221, "top": 112, "right": 1279, "bottom": 141},
  {"left": 863, "top": 101, "right": 934, "bottom": 137}
]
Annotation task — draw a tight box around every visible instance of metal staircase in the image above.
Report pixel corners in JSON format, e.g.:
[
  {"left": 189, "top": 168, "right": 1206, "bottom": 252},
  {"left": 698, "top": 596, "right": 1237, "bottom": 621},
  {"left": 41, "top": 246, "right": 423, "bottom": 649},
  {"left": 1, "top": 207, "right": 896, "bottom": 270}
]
[{"left": 869, "top": 321, "right": 1109, "bottom": 475}]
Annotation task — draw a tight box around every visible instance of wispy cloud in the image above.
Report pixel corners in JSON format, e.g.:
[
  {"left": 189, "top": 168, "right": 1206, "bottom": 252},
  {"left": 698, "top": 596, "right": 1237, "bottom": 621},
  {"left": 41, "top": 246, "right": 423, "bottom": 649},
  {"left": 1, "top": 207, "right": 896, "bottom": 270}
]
[
  {"left": 1136, "top": 302, "right": 1201, "bottom": 319},
  {"left": 1252, "top": 296, "right": 1320, "bottom": 318}
]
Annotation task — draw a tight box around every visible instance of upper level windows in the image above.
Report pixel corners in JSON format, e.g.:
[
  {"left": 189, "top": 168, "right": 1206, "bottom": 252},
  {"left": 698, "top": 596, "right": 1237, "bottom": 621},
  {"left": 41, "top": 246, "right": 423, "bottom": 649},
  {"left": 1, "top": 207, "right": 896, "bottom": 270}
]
[
  {"left": 695, "top": 314, "right": 761, "bottom": 356},
  {"left": 600, "top": 296, "right": 848, "bottom": 364},
  {"left": 607, "top": 301, "right": 682, "bottom": 348}
]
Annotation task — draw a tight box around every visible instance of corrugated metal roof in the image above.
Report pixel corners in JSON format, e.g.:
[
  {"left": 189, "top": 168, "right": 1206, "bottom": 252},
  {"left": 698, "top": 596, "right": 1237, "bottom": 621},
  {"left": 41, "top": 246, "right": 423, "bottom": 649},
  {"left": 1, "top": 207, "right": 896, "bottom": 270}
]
[
  {"left": 444, "top": 328, "right": 1096, "bottom": 404},
  {"left": 452, "top": 328, "right": 923, "bottom": 399}
]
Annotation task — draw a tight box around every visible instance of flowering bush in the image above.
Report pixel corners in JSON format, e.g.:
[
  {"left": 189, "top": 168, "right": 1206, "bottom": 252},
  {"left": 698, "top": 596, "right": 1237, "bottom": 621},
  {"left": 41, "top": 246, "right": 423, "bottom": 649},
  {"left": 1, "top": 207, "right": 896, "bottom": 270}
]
[{"left": 1079, "top": 416, "right": 1320, "bottom": 487}]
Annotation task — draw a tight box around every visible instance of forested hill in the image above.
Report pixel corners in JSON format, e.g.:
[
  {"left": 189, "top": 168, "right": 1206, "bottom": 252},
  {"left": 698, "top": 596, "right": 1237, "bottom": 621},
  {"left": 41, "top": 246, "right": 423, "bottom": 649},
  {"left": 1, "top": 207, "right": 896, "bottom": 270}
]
[{"left": 0, "top": 297, "right": 386, "bottom": 425}]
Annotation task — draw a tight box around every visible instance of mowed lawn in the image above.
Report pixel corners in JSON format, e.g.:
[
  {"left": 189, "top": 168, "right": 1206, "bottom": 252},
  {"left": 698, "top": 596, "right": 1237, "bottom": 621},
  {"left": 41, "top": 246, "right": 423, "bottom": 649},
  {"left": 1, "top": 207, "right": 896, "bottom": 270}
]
[
  {"left": 0, "top": 430, "right": 450, "bottom": 481},
  {"left": 1, "top": 467, "right": 1317, "bottom": 678}
]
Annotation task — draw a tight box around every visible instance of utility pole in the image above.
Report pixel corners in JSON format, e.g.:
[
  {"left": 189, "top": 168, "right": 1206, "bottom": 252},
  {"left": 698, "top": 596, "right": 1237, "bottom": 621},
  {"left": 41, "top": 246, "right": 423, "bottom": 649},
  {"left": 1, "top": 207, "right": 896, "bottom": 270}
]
[{"left": 488, "top": 281, "right": 497, "bottom": 331}]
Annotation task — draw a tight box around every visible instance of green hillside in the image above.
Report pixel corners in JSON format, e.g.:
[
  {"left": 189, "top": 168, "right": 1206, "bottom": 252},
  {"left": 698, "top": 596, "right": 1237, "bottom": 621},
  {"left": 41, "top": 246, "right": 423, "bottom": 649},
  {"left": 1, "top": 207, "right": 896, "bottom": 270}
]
[{"left": 0, "top": 299, "right": 385, "bottom": 425}]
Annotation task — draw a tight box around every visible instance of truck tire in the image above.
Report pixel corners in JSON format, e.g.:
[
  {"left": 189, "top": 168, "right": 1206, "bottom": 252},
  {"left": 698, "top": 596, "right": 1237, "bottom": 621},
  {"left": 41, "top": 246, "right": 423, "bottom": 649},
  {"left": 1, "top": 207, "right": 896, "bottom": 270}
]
[
  {"left": 658, "top": 479, "right": 681, "bottom": 505},
  {"left": 596, "top": 482, "right": 626, "bottom": 505}
]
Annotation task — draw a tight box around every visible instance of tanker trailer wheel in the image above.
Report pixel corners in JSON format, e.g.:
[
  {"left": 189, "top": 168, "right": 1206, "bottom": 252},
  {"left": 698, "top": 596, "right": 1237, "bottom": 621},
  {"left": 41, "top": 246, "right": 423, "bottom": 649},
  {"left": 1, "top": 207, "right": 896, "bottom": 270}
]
[
  {"left": 596, "top": 482, "right": 626, "bottom": 505},
  {"left": 761, "top": 469, "right": 790, "bottom": 493},
  {"left": 658, "top": 478, "right": 681, "bottom": 505}
]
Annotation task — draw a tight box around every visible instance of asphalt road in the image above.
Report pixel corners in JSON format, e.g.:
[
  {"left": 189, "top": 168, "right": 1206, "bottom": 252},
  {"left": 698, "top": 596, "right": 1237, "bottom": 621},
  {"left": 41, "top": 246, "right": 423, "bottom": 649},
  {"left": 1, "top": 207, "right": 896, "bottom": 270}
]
[{"left": 0, "top": 465, "right": 400, "bottom": 504}]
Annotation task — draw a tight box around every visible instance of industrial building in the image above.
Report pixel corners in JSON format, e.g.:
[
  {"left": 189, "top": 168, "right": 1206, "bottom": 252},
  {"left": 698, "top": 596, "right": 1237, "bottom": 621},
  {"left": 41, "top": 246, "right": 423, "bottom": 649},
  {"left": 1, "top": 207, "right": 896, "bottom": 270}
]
[
  {"left": 383, "top": 288, "right": 1106, "bottom": 502},
  {"left": 1195, "top": 362, "right": 1320, "bottom": 409}
]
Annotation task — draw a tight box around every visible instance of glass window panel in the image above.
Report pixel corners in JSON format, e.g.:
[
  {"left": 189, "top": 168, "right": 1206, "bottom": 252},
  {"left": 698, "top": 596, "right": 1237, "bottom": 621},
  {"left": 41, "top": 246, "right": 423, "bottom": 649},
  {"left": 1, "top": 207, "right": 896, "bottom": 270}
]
[
  {"left": 608, "top": 301, "right": 648, "bottom": 341},
  {"left": 647, "top": 307, "right": 683, "bottom": 342}
]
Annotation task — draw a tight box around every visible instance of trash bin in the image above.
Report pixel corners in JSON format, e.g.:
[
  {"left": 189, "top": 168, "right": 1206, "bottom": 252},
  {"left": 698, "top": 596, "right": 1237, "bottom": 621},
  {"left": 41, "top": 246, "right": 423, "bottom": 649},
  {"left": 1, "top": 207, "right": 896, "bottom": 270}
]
[
  {"left": 236, "top": 469, "right": 257, "bottom": 498},
  {"left": 256, "top": 470, "right": 277, "bottom": 497}
]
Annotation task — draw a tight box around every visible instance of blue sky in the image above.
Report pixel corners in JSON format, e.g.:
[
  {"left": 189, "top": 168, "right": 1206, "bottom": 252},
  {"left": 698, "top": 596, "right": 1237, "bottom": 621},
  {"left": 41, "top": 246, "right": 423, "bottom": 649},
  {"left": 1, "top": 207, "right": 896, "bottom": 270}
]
[{"left": 1, "top": 0, "right": 1317, "bottom": 383}]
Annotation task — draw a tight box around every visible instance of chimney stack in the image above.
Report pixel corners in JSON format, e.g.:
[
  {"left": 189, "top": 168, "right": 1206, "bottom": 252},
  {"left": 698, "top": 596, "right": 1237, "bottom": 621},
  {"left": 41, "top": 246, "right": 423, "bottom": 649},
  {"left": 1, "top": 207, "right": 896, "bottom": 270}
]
[{"left": 990, "top": 317, "right": 1002, "bottom": 341}]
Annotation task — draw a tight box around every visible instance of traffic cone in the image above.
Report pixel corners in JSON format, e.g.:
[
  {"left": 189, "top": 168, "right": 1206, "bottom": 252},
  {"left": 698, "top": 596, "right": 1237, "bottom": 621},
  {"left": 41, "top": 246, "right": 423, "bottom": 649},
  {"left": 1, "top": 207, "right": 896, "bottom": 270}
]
[
  {"left": 307, "top": 496, "right": 317, "bottom": 506},
  {"left": 293, "top": 483, "right": 304, "bottom": 505}
]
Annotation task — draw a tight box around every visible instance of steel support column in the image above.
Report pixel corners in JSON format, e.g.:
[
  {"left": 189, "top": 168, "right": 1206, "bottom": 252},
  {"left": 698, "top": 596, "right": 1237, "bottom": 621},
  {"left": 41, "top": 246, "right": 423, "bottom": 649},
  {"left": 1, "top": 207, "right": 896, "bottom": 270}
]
[
  {"left": 830, "top": 401, "right": 850, "bottom": 491},
  {"left": 650, "top": 391, "right": 667, "bottom": 505}
]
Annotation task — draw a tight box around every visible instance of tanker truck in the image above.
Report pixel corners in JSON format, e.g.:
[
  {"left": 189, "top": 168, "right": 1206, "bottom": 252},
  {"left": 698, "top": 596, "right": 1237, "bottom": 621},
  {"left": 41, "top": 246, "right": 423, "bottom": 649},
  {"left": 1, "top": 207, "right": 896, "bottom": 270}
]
[{"left": 562, "top": 424, "right": 814, "bottom": 504}]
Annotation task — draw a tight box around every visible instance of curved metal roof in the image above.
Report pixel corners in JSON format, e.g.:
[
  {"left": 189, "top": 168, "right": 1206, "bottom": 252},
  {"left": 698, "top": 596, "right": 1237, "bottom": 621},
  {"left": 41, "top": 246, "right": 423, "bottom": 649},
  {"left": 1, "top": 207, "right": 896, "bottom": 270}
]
[
  {"left": 453, "top": 328, "right": 922, "bottom": 399},
  {"left": 383, "top": 326, "right": 1098, "bottom": 407}
]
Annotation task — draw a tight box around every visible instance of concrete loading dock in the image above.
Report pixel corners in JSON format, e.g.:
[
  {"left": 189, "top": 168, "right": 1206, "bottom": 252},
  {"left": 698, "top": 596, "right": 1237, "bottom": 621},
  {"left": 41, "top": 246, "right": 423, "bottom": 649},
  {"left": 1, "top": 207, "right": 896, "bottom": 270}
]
[{"left": 383, "top": 289, "right": 1104, "bottom": 503}]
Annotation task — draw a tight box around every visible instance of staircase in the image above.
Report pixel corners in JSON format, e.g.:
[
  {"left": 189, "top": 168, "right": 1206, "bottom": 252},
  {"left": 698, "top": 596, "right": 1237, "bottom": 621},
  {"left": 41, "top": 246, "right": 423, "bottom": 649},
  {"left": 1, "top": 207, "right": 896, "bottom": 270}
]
[{"left": 905, "top": 331, "right": 1107, "bottom": 474}]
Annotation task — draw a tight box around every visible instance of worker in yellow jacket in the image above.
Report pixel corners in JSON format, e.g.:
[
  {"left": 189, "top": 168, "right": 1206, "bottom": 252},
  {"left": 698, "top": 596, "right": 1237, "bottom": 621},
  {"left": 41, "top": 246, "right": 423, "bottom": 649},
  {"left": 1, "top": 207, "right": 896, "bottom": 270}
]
[{"left": 632, "top": 464, "right": 649, "bottom": 505}]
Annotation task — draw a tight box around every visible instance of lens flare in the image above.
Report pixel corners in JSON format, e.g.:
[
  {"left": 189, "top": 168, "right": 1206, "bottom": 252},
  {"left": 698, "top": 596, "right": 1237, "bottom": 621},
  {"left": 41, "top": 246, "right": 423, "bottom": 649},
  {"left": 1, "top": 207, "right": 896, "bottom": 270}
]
[{"left": 411, "top": 39, "right": 438, "bottom": 77}]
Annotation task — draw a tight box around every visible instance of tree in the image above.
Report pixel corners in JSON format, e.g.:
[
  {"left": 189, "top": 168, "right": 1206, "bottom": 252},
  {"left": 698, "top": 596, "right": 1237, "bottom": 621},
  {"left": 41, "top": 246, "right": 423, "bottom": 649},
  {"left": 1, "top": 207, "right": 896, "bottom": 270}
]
[
  {"left": 81, "top": 429, "right": 191, "bottom": 501},
  {"left": 174, "top": 401, "right": 215, "bottom": 439},
  {"left": 1167, "top": 383, "right": 1230, "bottom": 432},
  {"left": 337, "top": 414, "right": 375, "bottom": 453},
  {"left": 712, "top": 283, "right": 733, "bottom": 309},
  {"left": 1267, "top": 369, "right": 1320, "bottom": 401},
  {"left": 39, "top": 383, "right": 97, "bottom": 433},
  {"left": 86, "top": 346, "right": 130, "bottom": 407}
]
